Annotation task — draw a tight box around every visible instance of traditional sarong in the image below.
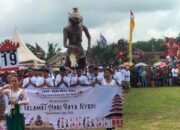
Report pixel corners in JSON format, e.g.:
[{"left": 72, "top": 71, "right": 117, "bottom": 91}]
[{"left": 6, "top": 104, "right": 24, "bottom": 130}]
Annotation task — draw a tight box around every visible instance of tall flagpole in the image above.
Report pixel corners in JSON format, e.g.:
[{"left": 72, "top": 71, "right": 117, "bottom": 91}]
[{"left": 128, "top": 11, "right": 135, "bottom": 65}]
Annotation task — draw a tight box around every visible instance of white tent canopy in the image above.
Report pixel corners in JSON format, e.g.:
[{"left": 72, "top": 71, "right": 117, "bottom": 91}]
[
  {"left": 135, "top": 62, "right": 148, "bottom": 67},
  {"left": 11, "top": 27, "right": 45, "bottom": 66}
]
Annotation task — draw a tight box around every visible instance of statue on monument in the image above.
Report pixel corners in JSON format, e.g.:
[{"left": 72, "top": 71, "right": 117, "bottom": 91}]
[
  {"left": 63, "top": 7, "right": 91, "bottom": 69},
  {"left": 114, "top": 39, "right": 128, "bottom": 63},
  {"left": 160, "top": 37, "right": 179, "bottom": 64},
  {"left": 160, "top": 37, "right": 177, "bottom": 58}
]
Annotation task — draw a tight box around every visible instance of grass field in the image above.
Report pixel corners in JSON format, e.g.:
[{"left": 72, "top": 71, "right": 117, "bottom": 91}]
[{"left": 119, "top": 87, "right": 180, "bottom": 130}]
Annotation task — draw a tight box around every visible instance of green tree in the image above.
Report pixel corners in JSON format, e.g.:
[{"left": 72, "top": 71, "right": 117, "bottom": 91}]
[
  {"left": 147, "top": 55, "right": 160, "bottom": 65},
  {"left": 176, "top": 33, "right": 180, "bottom": 42},
  {"left": 26, "top": 43, "right": 46, "bottom": 60},
  {"left": 133, "top": 38, "right": 166, "bottom": 52},
  {"left": 26, "top": 43, "right": 36, "bottom": 55},
  {"left": 91, "top": 42, "right": 116, "bottom": 65},
  {"left": 46, "top": 42, "right": 61, "bottom": 60}
]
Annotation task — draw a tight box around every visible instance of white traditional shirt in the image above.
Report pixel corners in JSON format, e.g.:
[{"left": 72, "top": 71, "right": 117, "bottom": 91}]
[
  {"left": 171, "top": 68, "right": 178, "bottom": 77},
  {"left": 0, "top": 87, "right": 29, "bottom": 115},
  {"left": 98, "top": 72, "right": 104, "bottom": 79},
  {"left": 55, "top": 74, "right": 71, "bottom": 88},
  {"left": 125, "top": 70, "right": 131, "bottom": 82},
  {"left": 120, "top": 69, "right": 126, "bottom": 81},
  {"left": 86, "top": 72, "right": 94, "bottom": 83},
  {"left": 38, "top": 77, "right": 54, "bottom": 88},
  {"left": 70, "top": 75, "right": 89, "bottom": 86},
  {"left": 101, "top": 79, "right": 117, "bottom": 86},
  {"left": 36, "top": 76, "right": 44, "bottom": 87},
  {"left": 89, "top": 74, "right": 104, "bottom": 84},
  {"left": 113, "top": 71, "right": 123, "bottom": 85},
  {"left": 22, "top": 76, "right": 37, "bottom": 89}
]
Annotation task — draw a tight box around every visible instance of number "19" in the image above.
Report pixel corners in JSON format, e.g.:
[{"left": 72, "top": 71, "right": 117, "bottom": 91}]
[{"left": 1, "top": 51, "right": 17, "bottom": 66}]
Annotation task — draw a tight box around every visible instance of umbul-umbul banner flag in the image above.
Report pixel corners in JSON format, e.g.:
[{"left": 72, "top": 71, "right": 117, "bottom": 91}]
[{"left": 128, "top": 10, "right": 135, "bottom": 63}]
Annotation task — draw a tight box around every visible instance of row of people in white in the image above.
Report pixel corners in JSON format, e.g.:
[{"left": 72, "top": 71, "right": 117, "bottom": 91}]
[
  {"left": 23, "top": 70, "right": 54, "bottom": 89},
  {"left": 22, "top": 67, "right": 130, "bottom": 88}
]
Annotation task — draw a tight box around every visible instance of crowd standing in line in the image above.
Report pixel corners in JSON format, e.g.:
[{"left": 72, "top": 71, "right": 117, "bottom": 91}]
[
  {"left": 1, "top": 64, "right": 179, "bottom": 130},
  {"left": 1, "top": 64, "right": 179, "bottom": 91}
]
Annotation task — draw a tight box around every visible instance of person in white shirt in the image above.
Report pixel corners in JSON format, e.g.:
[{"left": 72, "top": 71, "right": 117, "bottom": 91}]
[
  {"left": 35, "top": 69, "right": 44, "bottom": 87},
  {"left": 101, "top": 68, "right": 119, "bottom": 130},
  {"left": 111, "top": 66, "right": 123, "bottom": 95},
  {"left": 171, "top": 66, "right": 179, "bottom": 86},
  {"left": 22, "top": 69, "right": 37, "bottom": 89},
  {"left": 124, "top": 66, "right": 131, "bottom": 88},
  {"left": 0, "top": 75, "right": 29, "bottom": 130},
  {"left": 112, "top": 66, "right": 123, "bottom": 86},
  {"left": 98, "top": 66, "right": 104, "bottom": 79},
  {"left": 55, "top": 67, "right": 71, "bottom": 88},
  {"left": 0, "top": 74, "right": 12, "bottom": 120},
  {"left": 49, "top": 72, "right": 55, "bottom": 83},
  {"left": 71, "top": 68, "right": 89, "bottom": 87},
  {"left": 37, "top": 69, "right": 54, "bottom": 88},
  {"left": 90, "top": 67, "right": 103, "bottom": 87},
  {"left": 86, "top": 66, "right": 94, "bottom": 83},
  {"left": 101, "top": 68, "right": 117, "bottom": 86},
  {"left": 120, "top": 66, "right": 126, "bottom": 82}
]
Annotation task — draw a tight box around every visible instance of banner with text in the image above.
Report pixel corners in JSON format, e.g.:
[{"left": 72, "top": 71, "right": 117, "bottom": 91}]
[{"left": 24, "top": 86, "right": 123, "bottom": 129}]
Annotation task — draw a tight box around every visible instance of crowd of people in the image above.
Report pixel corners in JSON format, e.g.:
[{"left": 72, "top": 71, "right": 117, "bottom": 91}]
[
  {"left": 130, "top": 65, "right": 179, "bottom": 87},
  {"left": 0, "top": 65, "right": 128, "bottom": 130},
  {"left": 1, "top": 64, "right": 179, "bottom": 90},
  {"left": 1, "top": 63, "right": 180, "bottom": 130},
  {"left": 0, "top": 66, "right": 129, "bottom": 89}
]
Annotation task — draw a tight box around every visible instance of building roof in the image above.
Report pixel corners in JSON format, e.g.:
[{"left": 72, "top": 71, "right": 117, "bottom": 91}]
[
  {"left": 137, "top": 51, "right": 165, "bottom": 63},
  {"left": 46, "top": 52, "right": 66, "bottom": 66},
  {"left": 11, "top": 27, "right": 45, "bottom": 65}
]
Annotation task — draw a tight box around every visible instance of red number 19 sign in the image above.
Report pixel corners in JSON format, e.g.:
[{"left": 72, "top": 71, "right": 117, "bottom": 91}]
[{"left": 0, "top": 39, "right": 20, "bottom": 72}]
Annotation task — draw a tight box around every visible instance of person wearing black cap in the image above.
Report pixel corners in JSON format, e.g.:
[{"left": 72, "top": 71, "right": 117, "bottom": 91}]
[{"left": 55, "top": 67, "right": 70, "bottom": 88}]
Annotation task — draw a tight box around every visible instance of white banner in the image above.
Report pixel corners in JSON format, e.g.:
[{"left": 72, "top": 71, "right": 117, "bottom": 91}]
[{"left": 24, "top": 86, "right": 123, "bottom": 129}]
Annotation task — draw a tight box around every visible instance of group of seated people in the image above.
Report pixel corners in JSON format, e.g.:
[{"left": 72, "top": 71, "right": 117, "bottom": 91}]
[{"left": 22, "top": 66, "right": 127, "bottom": 89}]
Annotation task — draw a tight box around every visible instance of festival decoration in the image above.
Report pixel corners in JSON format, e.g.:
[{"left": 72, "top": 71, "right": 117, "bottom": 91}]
[{"left": 0, "top": 39, "right": 20, "bottom": 71}]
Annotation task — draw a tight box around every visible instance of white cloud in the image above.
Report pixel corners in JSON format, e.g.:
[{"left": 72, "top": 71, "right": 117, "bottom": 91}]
[{"left": 0, "top": 0, "right": 180, "bottom": 53}]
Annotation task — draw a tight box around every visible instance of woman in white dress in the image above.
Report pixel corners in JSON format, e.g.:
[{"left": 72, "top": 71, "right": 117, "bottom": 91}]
[
  {"left": 101, "top": 68, "right": 116, "bottom": 87},
  {"left": 0, "top": 75, "right": 29, "bottom": 130},
  {"left": 101, "top": 68, "right": 116, "bottom": 130}
]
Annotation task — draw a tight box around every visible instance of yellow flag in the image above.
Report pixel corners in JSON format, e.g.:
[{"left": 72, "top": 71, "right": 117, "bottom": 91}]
[{"left": 128, "top": 11, "right": 135, "bottom": 64}]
